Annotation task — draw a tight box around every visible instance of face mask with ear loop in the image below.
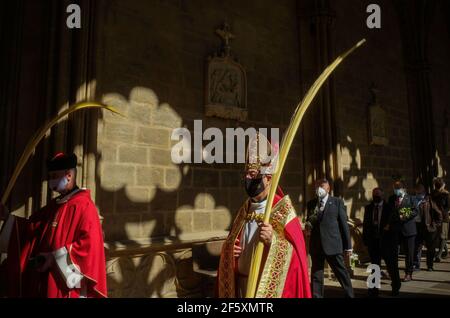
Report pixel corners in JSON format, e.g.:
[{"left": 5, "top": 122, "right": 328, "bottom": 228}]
[
  {"left": 244, "top": 177, "right": 266, "bottom": 198},
  {"left": 48, "top": 176, "right": 69, "bottom": 193},
  {"left": 316, "top": 187, "right": 327, "bottom": 198}
]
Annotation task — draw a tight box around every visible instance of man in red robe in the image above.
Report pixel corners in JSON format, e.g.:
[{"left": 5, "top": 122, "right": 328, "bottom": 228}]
[
  {"left": 217, "top": 134, "right": 311, "bottom": 298},
  {"left": 0, "top": 153, "right": 107, "bottom": 298}
]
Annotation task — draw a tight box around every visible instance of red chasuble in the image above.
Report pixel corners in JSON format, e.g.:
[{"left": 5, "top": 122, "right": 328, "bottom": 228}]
[
  {"left": 217, "top": 190, "right": 311, "bottom": 298},
  {"left": 6, "top": 189, "right": 107, "bottom": 298}
]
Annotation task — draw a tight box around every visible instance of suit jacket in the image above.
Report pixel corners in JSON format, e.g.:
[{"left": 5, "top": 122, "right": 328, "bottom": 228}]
[
  {"left": 388, "top": 194, "right": 418, "bottom": 237},
  {"left": 431, "top": 189, "right": 449, "bottom": 223},
  {"left": 363, "top": 201, "right": 399, "bottom": 247},
  {"left": 306, "top": 196, "right": 352, "bottom": 256},
  {"left": 419, "top": 195, "right": 443, "bottom": 233}
]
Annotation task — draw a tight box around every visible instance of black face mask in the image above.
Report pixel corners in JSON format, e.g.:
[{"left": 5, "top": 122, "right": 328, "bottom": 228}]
[
  {"left": 373, "top": 196, "right": 382, "bottom": 204},
  {"left": 244, "top": 177, "right": 266, "bottom": 198}
]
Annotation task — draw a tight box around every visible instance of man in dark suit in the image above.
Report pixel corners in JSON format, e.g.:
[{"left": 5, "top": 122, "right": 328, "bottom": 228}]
[
  {"left": 363, "top": 187, "right": 401, "bottom": 297},
  {"left": 306, "top": 178, "right": 354, "bottom": 298},
  {"left": 432, "top": 177, "right": 449, "bottom": 262},
  {"left": 415, "top": 183, "right": 443, "bottom": 271},
  {"left": 388, "top": 180, "right": 418, "bottom": 282}
]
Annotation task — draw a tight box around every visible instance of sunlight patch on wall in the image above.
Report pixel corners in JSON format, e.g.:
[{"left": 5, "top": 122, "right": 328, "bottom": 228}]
[
  {"left": 175, "top": 192, "right": 231, "bottom": 239},
  {"left": 362, "top": 173, "right": 379, "bottom": 201},
  {"left": 99, "top": 87, "right": 182, "bottom": 194},
  {"left": 307, "top": 173, "right": 314, "bottom": 186},
  {"left": 355, "top": 149, "right": 361, "bottom": 170},
  {"left": 347, "top": 176, "right": 358, "bottom": 188},
  {"left": 343, "top": 197, "right": 353, "bottom": 216},
  {"left": 298, "top": 193, "right": 304, "bottom": 205},
  {"left": 341, "top": 148, "right": 352, "bottom": 170},
  {"left": 435, "top": 150, "right": 447, "bottom": 177}
]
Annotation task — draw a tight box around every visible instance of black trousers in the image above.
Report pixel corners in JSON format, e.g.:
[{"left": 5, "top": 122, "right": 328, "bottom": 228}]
[
  {"left": 401, "top": 235, "right": 416, "bottom": 275},
  {"left": 436, "top": 222, "right": 449, "bottom": 259},
  {"left": 367, "top": 240, "right": 401, "bottom": 294},
  {"left": 311, "top": 253, "right": 354, "bottom": 298},
  {"left": 424, "top": 231, "right": 439, "bottom": 268},
  {"left": 413, "top": 226, "right": 423, "bottom": 268}
]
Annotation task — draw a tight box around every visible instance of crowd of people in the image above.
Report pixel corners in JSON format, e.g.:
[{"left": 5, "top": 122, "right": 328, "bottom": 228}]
[
  {"left": 362, "top": 177, "right": 449, "bottom": 297},
  {"left": 217, "top": 133, "right": 447, "bottom": 298},
  {"left": 0, "top": 146, "right": 448, "bottom": 298}
]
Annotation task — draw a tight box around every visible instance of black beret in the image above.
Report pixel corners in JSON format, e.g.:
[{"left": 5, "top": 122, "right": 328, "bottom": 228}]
[{"left": 47, "top": 153, "right": 77, "bottom": 172}]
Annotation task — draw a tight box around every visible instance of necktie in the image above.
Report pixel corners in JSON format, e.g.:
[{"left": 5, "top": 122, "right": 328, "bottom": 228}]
[
  {"left": 317, "top": 199, "right": 325, "bottom": 221},
  {"left": 395, "top": 197, "right": 401, "bottom": 208},
  {"left": 373, "top": 205, "right": 379, "bottom": 225}
]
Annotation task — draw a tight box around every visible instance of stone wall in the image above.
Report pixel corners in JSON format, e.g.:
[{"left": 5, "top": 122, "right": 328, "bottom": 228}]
[
  {"left": 429, "top": 0, "right": 450, "bottom": 178},
  {"left": 94, "top": 0, "right": 450, "bottom": 296},
  {"left": 96, "top": 0, "right": 303, "bottom": 239},
  {"left": 93, "top": 0, "right": 303, "bottom": 297},
  {"left": 1, "top": 0, "right": 448, "bottom": 298},
  {"left": 330, "top": 0, "right": 449, "bottom": 221},
  {"left": 333, "top": 0, "right": 414, "bottom": 220}
]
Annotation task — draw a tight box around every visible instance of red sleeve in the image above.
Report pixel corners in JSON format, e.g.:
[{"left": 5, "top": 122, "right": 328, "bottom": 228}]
[
  {"left": 282, "top": 218, "right": 311, "bottom": 298},
  {"left": 61, "top": 202, "right": 107, "bottom": 298},
  {"left": 272, "top": 194, "right": 282, "bottom": 206}
]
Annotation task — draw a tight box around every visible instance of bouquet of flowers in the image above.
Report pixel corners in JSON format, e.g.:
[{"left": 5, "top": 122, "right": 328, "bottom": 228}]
[
  {"left": 306, "top": 206, "right": 320, "bottom": 227},
  {"left": 399, "top": 207, "right": 412, "bottom": 219},
  {"left": 350, "top": 253, "right": 359, "bottom": 271}
]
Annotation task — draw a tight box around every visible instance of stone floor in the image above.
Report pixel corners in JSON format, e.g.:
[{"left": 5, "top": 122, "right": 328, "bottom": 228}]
[{"left": 324, "top": 247, "right": 450, "bottom": 298}]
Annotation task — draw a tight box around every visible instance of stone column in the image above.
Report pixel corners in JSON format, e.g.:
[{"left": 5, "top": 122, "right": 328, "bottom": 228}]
[
  {"left": 0, "top": 1, "right": 24, "bottom": 199},
  {"left": 37, "top": 0, "right": 100, "bottom": 206},
  {"left": 395, "top": 0, "right": 437, "bottom": 190},
  {"left": 0, "top": 0, "right": 99, "bottom": 214},
  {"left": 297, "top": 0, "right": 340, "bottom": 197},
  {"left": 65, "top": 0, "right": 99, "bottom": 200},
  {"left": 297, "top": 0, "right": 340, "bottom": 279}
]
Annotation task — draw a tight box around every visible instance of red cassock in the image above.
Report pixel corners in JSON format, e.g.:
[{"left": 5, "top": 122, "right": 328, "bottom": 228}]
[
  {"left": 278, "top": 196, "right": 311, "bottom": 298},
  {"left": 5, "top": 189, "right": 107, "bottom": 298},
  {"left": 217, "top": 190, "right": 311, "bottom": 298}
]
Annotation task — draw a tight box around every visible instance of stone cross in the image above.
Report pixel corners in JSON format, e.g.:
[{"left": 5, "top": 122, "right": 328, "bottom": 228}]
[
  {"left": 215, "top": 23, "right": 235, "bottom": 56},
  {"left": 369, "top": 82, "right": 379, "bottom": 105}
]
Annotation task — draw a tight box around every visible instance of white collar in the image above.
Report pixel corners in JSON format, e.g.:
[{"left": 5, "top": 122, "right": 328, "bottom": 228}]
[
  {"left": 320, "top": 194, "right": 329, "bottom": 203},
  {"left": 56, "top": 188, "right": 84, "bottom": 205},
  {"left": 250, "top": 199, "right": 267, "bottom": 212}
]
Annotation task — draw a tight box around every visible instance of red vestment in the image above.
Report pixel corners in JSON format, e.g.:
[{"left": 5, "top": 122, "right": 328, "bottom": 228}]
[
  {"left": 6, "top": 189, "right": 107, "bottom": 298},
  {"left": 217, "top": 190, "right": 311, "bottom": 298}
]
